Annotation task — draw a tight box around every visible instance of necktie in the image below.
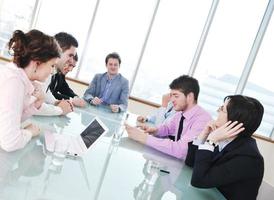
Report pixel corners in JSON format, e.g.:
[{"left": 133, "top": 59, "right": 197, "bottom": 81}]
[
  {"left": 168, "top": 114, "right": 185, "bottom": 141},
  {"left": 176, "top": 114, "right": 185, "bottom": 141}
]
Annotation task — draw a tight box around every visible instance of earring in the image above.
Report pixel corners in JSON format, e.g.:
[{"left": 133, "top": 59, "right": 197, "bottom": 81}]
[{"left": 35, "top": 61, "right": 40, "bottom": 73}]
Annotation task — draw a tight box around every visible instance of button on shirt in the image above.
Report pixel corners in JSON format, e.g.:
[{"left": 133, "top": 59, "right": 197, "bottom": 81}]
[
  {"left": 0, "top": 63, "right": 37, "bottom": 152},
  {"left": 100, "top": 77, "right": 115, "bottom": 105},
  {"left": 146, "top": 105, "right": 212, "bottom": 159}
]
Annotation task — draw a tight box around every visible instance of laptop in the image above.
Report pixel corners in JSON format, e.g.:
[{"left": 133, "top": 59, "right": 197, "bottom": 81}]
[{"left": 45, "top": 117, "right": 108, "bottom": 156}]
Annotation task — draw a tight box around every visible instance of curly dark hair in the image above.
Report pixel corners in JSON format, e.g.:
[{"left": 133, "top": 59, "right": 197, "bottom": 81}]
[{"left": 8, "top": 29, "right": 61, "bottom": 68}]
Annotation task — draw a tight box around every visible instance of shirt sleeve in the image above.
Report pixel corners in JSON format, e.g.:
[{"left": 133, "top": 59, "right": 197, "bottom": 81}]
[
  {"left": 50, "top": 74, "right": 77, "bottom": 100},
  {"left": 192, "top": 137, "right": 205, "bottom": 146},
  {"left": 156, "top": 114, "right": 178, "bottom": 137},
  {"left": 58, "top": 79, "right": 78, "bottom": 99},
  {"left": 198, "top": 142, "right": 214, "bottom": 152},
  {"left": 33, "top": 103, "right": 63, "bottom": 116},
  {"left": 21, "top": 96, "right": 39, "bottom": 121},
  {"left": 146, "top": 114, "right": 157, "bottom": 124},
  {"left": 45, "top": 89, "right": 58, "bottom": 104},
  {"left": 0, "top": 77, "right": 32, "bottom": 152},
  {"left": 83, "top": 75, "right": 98, "bottom": 102},
  {"left": 146, "top": 133, "right": 191, "bottom": 159},
  {"left": 150, "top": 107, "right": 166, "bottom": 124},
  {"left": 146, "top": 115, "right": 208, "bottom": 159},
  {"left": 43, "top": 77, "right": 58, "bottom": 104},
  {"left": 118, "top": 78, "right": 129, "bottom": 112}
]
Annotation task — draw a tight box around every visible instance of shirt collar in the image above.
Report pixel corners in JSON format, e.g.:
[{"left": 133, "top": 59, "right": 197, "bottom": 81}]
[
  {"left": 182, "top": 104, "right": 200, "bottom": 120},
  {"left": 218, "top": 138, "right": 234, "bottom": 151},
  {"left": 105, "top": 73, "right": 119, "bottom": 81}
]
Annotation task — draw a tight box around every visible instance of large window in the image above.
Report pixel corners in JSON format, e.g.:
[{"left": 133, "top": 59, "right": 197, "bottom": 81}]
[
  {"left": 194, "top": 0, "right": 268, "bottom": 118},
  {"left": 0, "top": 0, "right": 273, "bottom": 139},
  {"left": 243, "top": 15, "right": 274, "bottom": 138},
  {"left": 35, "top": 0, "right": 97, "bottom": 77},
  {"left": 131, "top": 0, "right": 212, "bottom": 103},
  {"left": 0, "top": 0, "right": 36, "bottom": 57},
  {"left": 77, "top": 0, "right": 157, "bottom": 84}
]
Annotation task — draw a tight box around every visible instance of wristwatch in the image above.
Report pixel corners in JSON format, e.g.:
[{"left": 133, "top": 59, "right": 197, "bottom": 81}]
[{"left": 206, "top": 139, "right": 217, "bottom": 147}]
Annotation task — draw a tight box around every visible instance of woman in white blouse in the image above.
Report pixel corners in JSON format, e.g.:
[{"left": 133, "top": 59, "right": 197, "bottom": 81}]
[{"left": 0, "top": 29, "right": 61, "bottom": 152}]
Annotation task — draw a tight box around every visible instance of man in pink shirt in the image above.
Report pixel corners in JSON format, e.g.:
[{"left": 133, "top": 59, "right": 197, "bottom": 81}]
[{"left": 126, "top": 75, "right": 211, "bottom": 159}]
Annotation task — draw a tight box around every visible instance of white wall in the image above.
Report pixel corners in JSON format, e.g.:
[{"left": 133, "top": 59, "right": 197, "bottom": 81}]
[{"left": 256, "top": 139, "right": 274, "bottom": 187}]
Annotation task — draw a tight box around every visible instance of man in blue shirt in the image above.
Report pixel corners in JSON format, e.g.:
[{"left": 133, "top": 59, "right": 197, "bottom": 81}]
[
  {"left": 83, "top": 52, "right": 129, "bottom": 112},
  {"left": 137, "top": 93, "right": 176, "bottom": 125}
]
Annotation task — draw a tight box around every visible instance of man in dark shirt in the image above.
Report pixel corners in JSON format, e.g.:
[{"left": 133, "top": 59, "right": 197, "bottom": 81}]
[{"left": 48, "top": 32, "right": 85, "bottom": 107}]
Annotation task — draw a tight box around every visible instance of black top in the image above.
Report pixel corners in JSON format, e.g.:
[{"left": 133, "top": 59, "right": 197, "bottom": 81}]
[
  {"left": 185, "top": 136, "right": 264, "bottom": 200},
  {"left": 48, "top": 72, "right": 78, "bottom": 100}
]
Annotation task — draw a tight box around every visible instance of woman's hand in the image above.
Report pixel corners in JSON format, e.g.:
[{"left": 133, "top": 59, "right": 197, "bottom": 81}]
[
  {"left": 197, "top": 120, "right": 217, "bottom": 141},
  {"left": 32, "top": 82, "right": 44, "bottom": 109},
  {"left": 25, "top": 123, "right": 41, "bottom": 137},
  {"left": 57, "top": 100, "right": 73, "bottom": 115},
  {"left": 207, "top": 121, "right": 245, "bottom": 143}
]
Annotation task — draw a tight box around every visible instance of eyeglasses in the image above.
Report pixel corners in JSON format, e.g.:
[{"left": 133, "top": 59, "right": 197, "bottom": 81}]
[{"left": 217, "top": 105, "right": 227, "bottom": 113}]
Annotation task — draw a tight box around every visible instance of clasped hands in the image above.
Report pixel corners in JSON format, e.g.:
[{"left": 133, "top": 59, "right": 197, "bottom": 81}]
[
  {"left": 57, "top": 97, "right": 86, "bottom": 114},
  {"left": 91, "top": 97, "right": 119, "bottom": 113}
]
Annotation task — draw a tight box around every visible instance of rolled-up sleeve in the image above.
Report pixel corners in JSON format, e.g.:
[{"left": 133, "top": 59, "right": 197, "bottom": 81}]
[
  {"left": 146, "top": 114, "right": 210, "bottom": 159},
  {"left": 156, "top": 113, "right": 179, "bottom": 137},
  {"left": 43, "top": 76, "right": 58, "bottom": 104},
  {"left": 34, "top": 102, "right": 63, "bottom": 116},
  {"left": 146, "top": 132, "right": 191, "bottom": 159}
]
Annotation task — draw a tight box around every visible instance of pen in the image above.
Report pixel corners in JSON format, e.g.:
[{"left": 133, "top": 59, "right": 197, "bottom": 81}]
[{"left": 160, "top": 169, "right": 170, "bottom": 174}]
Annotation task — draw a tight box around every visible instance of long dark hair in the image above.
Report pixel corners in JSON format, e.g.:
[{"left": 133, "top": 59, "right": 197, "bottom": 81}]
[
  {"left": 8, "top": 29, "right": 61, "bottom": 68},
  {"left": 225, "top": 95, "right": 264, "bottom": 137}
]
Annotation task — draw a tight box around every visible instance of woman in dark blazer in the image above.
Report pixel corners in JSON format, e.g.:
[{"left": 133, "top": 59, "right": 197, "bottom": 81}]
[{"left": 185, "top": 95, "right": 264, "bottom": 200}]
